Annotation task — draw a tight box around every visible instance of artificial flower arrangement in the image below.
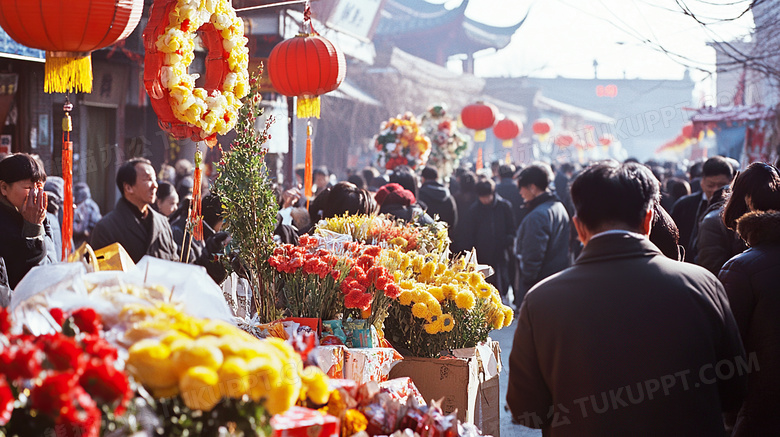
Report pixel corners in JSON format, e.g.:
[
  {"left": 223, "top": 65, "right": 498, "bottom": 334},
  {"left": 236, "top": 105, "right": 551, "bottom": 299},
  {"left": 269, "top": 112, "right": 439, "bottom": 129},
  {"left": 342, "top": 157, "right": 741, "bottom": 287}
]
[
  {"left": 316, "top": 214, "right": 450, "bottom": 256},
  {"left": 419, "top": 104, "right": 470, "bottom": 180},
  {"left": 0, "top": 307, "right": 131, "bottom": 437},
  {"left": 266, "top": 235, "right": 401, "bottom": 328},
  {"left": 383, "top": 253, "right": 514, "bottom": 358},
  {"left": 375, "top": 112, "right": 432, "bottom": 170}
]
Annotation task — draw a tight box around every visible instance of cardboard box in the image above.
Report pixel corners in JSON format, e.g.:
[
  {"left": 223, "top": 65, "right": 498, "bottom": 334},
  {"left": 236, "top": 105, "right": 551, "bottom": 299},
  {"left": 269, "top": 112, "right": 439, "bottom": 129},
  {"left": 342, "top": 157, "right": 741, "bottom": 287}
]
[{"left": 388, "top": 341, "right": 501, "bottom": 437}]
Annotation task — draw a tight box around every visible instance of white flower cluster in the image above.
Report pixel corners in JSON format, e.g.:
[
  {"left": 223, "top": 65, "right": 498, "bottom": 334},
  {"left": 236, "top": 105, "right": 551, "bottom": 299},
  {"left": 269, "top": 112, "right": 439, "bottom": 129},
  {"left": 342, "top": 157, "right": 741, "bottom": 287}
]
[{"left": 155, "top": 0, "right": 250, "bottom": 138}]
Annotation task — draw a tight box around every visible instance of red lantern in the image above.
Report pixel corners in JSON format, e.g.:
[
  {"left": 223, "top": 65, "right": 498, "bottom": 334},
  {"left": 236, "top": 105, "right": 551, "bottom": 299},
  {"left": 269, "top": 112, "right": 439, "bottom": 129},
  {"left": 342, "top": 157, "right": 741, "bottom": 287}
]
[
  {"left": 461, "top": 102, "right": 498, "bottom": 142},
  {"left": 682, "top": 122, "right": 694, "bottom": 139},
  {"left": 599, "top": 134, "right": 614, "bottom": 147},
  {"left": 493, "top": 117, "right": 522, "bottom": 148},
  {"left": 555, "top": 134, "right": 574, "bottom": 147},
  {"left": 268, "top": 33, "right": 346, "bottom": 119},
  {"left": 532, "top": 118, "right": 554, "bottom": 136},
  {"left": 0, "top": 0, "right": 143, "bottom": 93}
]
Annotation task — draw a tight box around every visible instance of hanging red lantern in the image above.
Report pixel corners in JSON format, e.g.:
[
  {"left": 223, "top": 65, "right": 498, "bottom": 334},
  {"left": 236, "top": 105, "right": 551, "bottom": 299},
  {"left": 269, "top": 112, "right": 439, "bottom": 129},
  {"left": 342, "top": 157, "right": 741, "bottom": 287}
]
[
  {"left": 0, "top": 0, "right": 143, "bottom": 93},
  {"left": 461, "top": 101, "right": 498, "bottom": 142},
  {"left": 493, "top": 117, "right": 522, "bottom": 148},
  {"left": 682, "top": 122, "right": 694, "bottom": 139},
  {"left": 555, "top": 134, "right": 574, "bottom": 148},
  {"left": 599, "top": 134, "right": 614, "bottom": 147},
  {"left": 267, "top": 6, "right": 346, "bottom": 119},
  {"left": 532, "top": 118, "right": 554, "bottom": 136}
]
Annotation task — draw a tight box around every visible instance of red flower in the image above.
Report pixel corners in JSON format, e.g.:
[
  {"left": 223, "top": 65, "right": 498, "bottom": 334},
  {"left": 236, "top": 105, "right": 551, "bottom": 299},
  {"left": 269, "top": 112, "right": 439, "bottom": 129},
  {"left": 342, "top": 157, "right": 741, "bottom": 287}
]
[
  {"left": 303, "top": 257, "right": 320, "bottom": 275},
  {"left": 31, "top": 372, "right": 101, "bottom": 437},
  {"left": 49, "top": 308, "right": 67, "bottom": 327},
  {"left": 356, "top": 254, "right": 375, "bottom": 271},
  {"left": 0, "top": 376, "right": 13, "bottom": 426},
  {"left": 384, "top": 283, "right": 401, "bottom": 299},
  {"left": 0, "top": 307, "right": 10, "bottom": 335},
  {"left": 79, "top": 358, "right": 131, "bottom": 415},
  {"left": 81, "top": 334, "right": 118, "bottom": 361},
  {"left": 340, "top": 278, "right": 357, "bottom": 295},
  {"left": 29, "top": 371, "right": 78, "bottom": 416},
  {"left": 363, "top": 245, "right": 382, "bottom": 257},
  {"left": 0, "top": 342, "right": 42, "bottom": 381},
  {"left": 367, "top": 266, "right": 387, "bottom": 283},
  {"left": 375, "top": 275, "right": 390, "bottom": 291},
  {"left": 330, "top": 270, "right": 341, "bottom": 281},
  {"left": 37, "top": 334, "right": 85, "bottom": 372},
  {"left": 345, "top": 290, "right": 372, "bottom": 310},
  {"left": 71, "top": 308, "right": 102, "bottom": 335}
]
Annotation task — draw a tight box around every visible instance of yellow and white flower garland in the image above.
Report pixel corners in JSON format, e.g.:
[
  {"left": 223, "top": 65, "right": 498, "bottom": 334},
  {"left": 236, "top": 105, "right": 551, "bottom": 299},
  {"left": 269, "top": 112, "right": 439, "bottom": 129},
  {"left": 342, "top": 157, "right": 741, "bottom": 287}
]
[{"left": 155, "top": 0, "right": 250, "bottom": 138}]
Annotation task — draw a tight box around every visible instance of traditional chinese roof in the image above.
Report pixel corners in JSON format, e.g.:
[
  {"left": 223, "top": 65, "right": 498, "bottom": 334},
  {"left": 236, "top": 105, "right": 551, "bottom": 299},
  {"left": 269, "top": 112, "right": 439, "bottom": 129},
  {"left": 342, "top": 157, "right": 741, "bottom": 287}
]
[
  {"left": 691, "top": 105, "right": 777, "bottom": 124},
  {"left": 374, "top": 0, "right": 527, "bottom": 65}
]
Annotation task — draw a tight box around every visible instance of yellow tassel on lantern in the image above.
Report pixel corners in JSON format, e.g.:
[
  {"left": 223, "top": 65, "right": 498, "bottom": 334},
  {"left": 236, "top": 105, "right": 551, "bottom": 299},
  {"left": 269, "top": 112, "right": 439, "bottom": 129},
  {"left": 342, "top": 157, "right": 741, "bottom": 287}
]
[
  {"left": 297, "top": 96, "right": 321, "bottom": 119},
  {"left": 474, "top": 129, "right": 487, "bottom": 142},
  {"left": 502, "top": 139, "right": 513, "bottom": 148},
  {"left": 505, "top": 151, "right": 512, "bottom": 164},
  {"left": 44, "top": 52, "right": 93, "bottom": 94},
  {"left": 304, "top": 122, "right": 313, "bottom": 209}
]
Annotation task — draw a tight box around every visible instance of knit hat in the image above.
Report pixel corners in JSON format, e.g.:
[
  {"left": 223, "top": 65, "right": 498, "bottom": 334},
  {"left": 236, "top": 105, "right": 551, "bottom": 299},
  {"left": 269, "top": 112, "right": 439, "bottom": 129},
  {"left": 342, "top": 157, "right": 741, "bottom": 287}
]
[{"left": 375, "top": 183, "right": 415, "bottom": 206}]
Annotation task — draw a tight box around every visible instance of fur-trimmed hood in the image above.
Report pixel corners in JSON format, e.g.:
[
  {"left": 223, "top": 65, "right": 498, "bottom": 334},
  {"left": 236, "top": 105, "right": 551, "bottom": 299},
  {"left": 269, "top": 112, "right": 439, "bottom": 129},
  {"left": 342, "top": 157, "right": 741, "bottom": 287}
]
[{"left": 736, "top": 210, "right": 780, "bottom": 246}]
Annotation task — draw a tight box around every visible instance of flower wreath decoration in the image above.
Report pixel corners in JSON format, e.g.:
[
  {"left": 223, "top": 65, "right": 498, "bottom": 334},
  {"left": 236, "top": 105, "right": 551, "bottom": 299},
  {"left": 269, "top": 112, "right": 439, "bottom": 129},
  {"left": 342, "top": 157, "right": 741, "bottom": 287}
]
[{"left": 143, "top": 0, "right": 250, "bottom": 142}]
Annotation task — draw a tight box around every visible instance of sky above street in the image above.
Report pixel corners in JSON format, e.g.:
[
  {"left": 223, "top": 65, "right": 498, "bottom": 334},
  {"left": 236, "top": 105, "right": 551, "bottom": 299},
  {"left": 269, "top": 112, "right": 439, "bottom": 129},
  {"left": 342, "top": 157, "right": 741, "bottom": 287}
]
[{"left": 434, "top": 0, "right": 754, "bottom": 96}]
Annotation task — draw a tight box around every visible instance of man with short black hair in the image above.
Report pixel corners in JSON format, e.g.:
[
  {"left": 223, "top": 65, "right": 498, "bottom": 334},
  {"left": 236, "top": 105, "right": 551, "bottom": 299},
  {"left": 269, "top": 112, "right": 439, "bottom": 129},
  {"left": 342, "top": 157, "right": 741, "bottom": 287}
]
[
  {"left": 514, "top": 163, "right": 569, "bottom": 305},
  {"left": 671, "top": 156, "right": 735, "bottom": 261},
  {"left": 461, "top": 177, "right": 514, "bottom": 298},
  {"left": 90, "top": 158, "right": 178, "bottom": 263},
  {"left": 417, "top": 166, "right": 457, "bottom": 230},
  {"left": 507, "top": 161, "right": 745, "bottom": 436}
]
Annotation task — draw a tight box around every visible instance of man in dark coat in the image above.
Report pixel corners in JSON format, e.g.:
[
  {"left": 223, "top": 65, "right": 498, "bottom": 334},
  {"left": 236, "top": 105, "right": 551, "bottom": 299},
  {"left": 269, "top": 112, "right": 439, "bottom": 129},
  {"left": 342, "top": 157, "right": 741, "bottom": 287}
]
[
  {"left": 507, "top": 161, "right": 746, "bottom": 436},
  {"left": 671, "top": 156, "right": 734, "bottom": 262},
  {"left": 461, "top": 177, "right": 515, "bottom": 298},
  {"left": 171, "top": 194, "right": 229, "bottom": 284},
  {"left": 514, "top": 164, "right": 570, "bottom": 304},
  {"left": 495, "top": 164, "right": 524, "bottom": 227},
  {"left": 90, "top": 158, "right": 178, "bottom": 263},
  {"left": 417, "top": 166, "right": 457, "bottom": 230},
  {"left": 695, "top": 186, "right": 747, "bottom": 274}
]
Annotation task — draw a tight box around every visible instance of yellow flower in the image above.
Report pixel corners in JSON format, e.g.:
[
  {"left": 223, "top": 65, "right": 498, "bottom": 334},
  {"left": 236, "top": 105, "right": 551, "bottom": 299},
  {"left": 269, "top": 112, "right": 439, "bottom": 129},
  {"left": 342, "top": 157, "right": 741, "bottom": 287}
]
[
  {"left": 218, "top": 357, "right": 250, "bottom": 399},
  {"left": 455, "top": 291, "right": 476, "bottom": 310},
  {"left": 171, "top": 339, "right": 224, "bottom": 376},
  {"left": 420, "top": 261, "right": 436, "bottom": 281},
  {"left": 456, "top": 272, "right": 471, "bottom": 283},
  {"left": 342, "top": 409, "right": 368, "bottom": 436},
  {"left": 245, "top": 355, "right": 282, "bottom": 402},
  {"left": 399, "top": 290, "right": 414, "bottom": 306},
  {"left": 440, "top": 314, "right": 455, "bottom": 332},
  {"left": 428, "top": 286, "right": 444, "bottom": 302},
  {"left": 435, "top": 263, "right": 447, "bottom": 275},
  {"left": 399, "top": 279, "right": 415, "bottom": 290},
  {"left": 127, "top": 339, "right": 178, "bottom": 390},
  {"left": 424, "top": 318, "right": 443, "bottom": 334},
  {"left": 393, "top": 270, "right": 404, "bottom": 282},
  {"left": 468, "top": 272, "right": 482, "bottom": 288},
  {"left": 180, "top": 366, "right": 221, "bottom": 411},
  {"left": 503, "top": 307, "right": 515, "bottom": 327},
  {"left": 491, "top": 311, "right": 506, "bottom": 330},
  {"left": 475, "top": 282, "right": 493, "bottom": 298},
  {"left": 441, "top": 284, "right": 458, "bottom": 299},
  {"left": 411, "top": 255, "right": 424, "bottom": 272},
  {"left": 426, "top": 299, "right": 443, "bottom": 317},
  {"left": 300, "top": 366, "right": 330, "bottom": 405},
  {"left": 411, "top": 302, "right": 430, "bottom": 319}
]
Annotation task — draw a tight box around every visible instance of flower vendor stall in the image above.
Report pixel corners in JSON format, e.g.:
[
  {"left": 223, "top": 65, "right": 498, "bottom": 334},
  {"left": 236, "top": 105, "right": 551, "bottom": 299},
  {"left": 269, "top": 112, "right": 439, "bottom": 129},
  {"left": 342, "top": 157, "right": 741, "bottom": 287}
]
[
  {"left": 375, "top": 112, "right": 432, "bottom": 171},
  {"left": 419, "top": 105, "right": 471, "bottom": 181}
]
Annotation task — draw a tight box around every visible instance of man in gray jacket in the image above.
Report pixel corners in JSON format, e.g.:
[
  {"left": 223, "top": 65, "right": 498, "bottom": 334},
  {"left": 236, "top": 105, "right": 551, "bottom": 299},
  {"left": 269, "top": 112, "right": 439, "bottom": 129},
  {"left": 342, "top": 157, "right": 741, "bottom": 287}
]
[{"left": 514, "top": 163, "right": 570, "bottom": 305}]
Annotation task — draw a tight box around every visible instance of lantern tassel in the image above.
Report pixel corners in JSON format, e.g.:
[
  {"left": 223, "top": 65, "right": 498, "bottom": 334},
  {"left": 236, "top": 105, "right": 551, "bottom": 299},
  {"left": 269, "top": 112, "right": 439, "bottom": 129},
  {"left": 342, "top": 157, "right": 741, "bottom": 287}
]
[
  {"left": 298, "top": 96, "right": 321, "bottom": 119},
  {"left": 304, "top": 122, "right": 313, "bottom": 209},
  {"left": 61, "top": 108, "right": 74, "bottom": 261},
  {"left": 189, "top": 151, "right": 204, "bottom": 245},
  {"left": 45, "top": 54, "right": 93, "bottom": 94},
  {"left": 474, "top": 129, "right": 486, "bottom": 143},
  {"left": 505, "top": 151, "right": 512, "bottom": 164},
  {"left": 502, "top": 139, "right": 513, "bottom": 148}
]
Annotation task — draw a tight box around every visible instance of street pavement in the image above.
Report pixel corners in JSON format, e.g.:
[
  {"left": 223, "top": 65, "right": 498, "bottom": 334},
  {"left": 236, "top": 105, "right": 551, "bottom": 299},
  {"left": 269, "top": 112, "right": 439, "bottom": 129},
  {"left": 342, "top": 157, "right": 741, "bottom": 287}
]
[{"left": 492, "top": 316, "right": 541, "bottom": 437}]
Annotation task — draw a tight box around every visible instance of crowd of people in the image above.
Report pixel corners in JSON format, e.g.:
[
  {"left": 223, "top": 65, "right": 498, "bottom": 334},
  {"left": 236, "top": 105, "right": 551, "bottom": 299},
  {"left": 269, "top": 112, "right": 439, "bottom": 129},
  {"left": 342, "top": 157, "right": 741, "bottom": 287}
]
[{"left": 1, "top": 150, "right": 780, "bottom": 435}]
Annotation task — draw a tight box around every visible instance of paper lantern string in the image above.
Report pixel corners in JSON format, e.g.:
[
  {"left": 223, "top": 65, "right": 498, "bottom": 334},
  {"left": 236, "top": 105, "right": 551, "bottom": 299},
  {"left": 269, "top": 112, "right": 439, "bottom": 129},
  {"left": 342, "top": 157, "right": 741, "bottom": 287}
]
[{"left": 61, "top": 98, "right": 74, "bottom": 260}]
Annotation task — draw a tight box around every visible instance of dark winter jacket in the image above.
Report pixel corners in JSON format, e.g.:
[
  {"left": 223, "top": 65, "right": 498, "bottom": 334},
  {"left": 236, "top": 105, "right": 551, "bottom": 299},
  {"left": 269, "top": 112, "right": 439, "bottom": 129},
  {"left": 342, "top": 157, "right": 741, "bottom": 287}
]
[
  {"left": 171, "top": 217, "right": 228, "bottom": 285},
  {"left": 695, "top": 189, "right": 747, "bottom": 275},
  {"left": 461, "top": 194, "right": 515, "bottom": 268},
  {"left": 417, "top": 181, "right": 457, "bottom": 230},
  {"left": 90, "top": 197, "right": 179, "bottom": 264},
  {"left": 671, "top": 191, "right": 707, "bottom": 261},
  {"left": 515, "top": 192, "right": 570, "bottom": 297},
  {"left": 451, "top": 191, "right": 477, "bottom": 254},
  {"left": 496, "top": 178, "right": 524, "bottom": 227},
  {"left": 0, "top": 199, "right": 58, "bottom": 289},
  {"left": 719, "top": 210, "right": 780, "bottom": 436},
  {"left": 509, "top": 233, "right": 746, "bottom": 436}
]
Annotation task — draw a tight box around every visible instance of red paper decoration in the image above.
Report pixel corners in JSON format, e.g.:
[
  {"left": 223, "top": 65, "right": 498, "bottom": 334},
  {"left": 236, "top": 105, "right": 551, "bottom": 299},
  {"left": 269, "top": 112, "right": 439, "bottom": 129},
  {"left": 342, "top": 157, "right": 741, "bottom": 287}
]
[
  {"left": 493, "top": 118, "right": 522, "bottom": 140},
  {"left": 0, "top": 0, "right": 143, "bottom": 93},
  {"left": 599, "top": 134, "right": 614, "bottom": 147},
  {"left": 268, "top": 34, "right": 346, "bottom": 118},
  {"left": 554, "top": 134, "right": 574, "bottom": 147},
  {"left": 682, "top": 122, "right": 694, "bottom": 139},
  {"left": 461, "top": 102, "right": 498, "bottom": 131},
  {"left": 532, "top": 119, "right": 554, "bottom": 136}
]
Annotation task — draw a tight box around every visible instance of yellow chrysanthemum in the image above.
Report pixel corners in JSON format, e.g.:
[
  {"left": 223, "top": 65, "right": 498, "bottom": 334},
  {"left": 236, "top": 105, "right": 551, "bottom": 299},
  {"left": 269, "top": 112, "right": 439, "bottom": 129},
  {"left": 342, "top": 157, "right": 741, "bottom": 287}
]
[
  {"left": 300, "top": 366, "right": 330, "bottom": 405},
  {"left": 393, "top": 270, "right": 404, "bottom": 282},
  {"left": 411, "top": 302, "right": 430, "bottom": 319},
  {"left": 503, "top": 307, "right": 515, "bottom": 327},
  {"left": 456, "top": 272, "right": 471, "bottom": 283},
  {"left": 180, "top": 366, "right": 221, "bottom": 411},
  {"left": 420, "top": 261, "right": 436, "bottom": 281},
  {"left": 398, "top": 290, "right": 414, "bottom": 306},
  {"left": 127, "top": 339, "right": 179, "bottom": 390},
  {"left": 440, "top": 314, "right": 455, "bottom": 332},
  {"left": 475, "top": 282, "right": 493, "bottom": 298},
  {"left": 441, "top": 283, "right": 458, "bottom": 299},
  {"left": 491, "top": 311, "right": 506, "bottom": 330},
  {"left": 435, "top": 263, "right": 447, "bottom": 275},
  {"left": 400, "top": 279, "right": 415, "bottom": 290},
  {"left": 424, "top": 318, "right": 443, "bottom": 334},
  {"left": 218, "top": 357, "right": 250, "bottom": 399},
  {"left": 411, "top": 255, "right": 424, "bottom": 272},
  {"left": 428, "top": 286, "right": 444, "bottom": 302},
  {"left": 171, "top": 339, "right": 224, "bottom": 376},
  {"left": 468, "top": 272, "right": 483, "bottom": 288},
  {"left": 426, "top": 299, "right": 443, "bottom": 317},
  {"left": 455, "top": 291, "right": 476, "bottom": 310}
]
